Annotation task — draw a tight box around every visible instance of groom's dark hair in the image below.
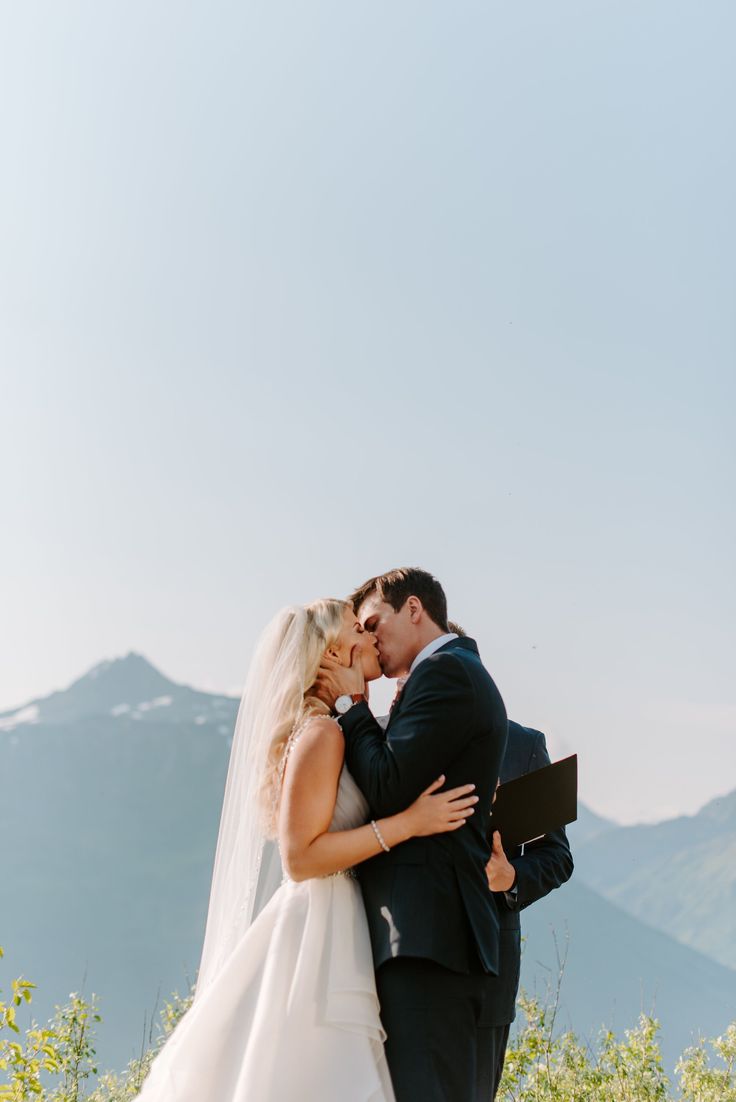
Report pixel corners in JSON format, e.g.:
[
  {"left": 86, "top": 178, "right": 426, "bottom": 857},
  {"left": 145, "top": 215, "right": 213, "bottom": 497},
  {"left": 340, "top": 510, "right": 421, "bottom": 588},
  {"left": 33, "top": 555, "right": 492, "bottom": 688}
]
[{"left": 349, "top": 568, "right": 450, "bottom": 633}]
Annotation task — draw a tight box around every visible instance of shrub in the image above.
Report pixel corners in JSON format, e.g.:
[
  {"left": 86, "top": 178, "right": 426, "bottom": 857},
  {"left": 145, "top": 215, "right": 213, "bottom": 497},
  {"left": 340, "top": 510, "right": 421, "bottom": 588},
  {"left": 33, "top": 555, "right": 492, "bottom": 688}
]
[{"left": 2, "top": 944, "right": 734, "bottom": 1100}]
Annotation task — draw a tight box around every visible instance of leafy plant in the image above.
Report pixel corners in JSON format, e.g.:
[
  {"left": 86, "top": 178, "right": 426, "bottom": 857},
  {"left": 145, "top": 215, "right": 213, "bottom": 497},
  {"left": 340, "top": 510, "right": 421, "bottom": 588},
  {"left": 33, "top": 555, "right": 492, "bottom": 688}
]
[
  {"left": 3, "top": 944, "right": 735, "bottom": 1100},
  {"left": 1, "top": 947, "right": 99, "bottom": 1102}
]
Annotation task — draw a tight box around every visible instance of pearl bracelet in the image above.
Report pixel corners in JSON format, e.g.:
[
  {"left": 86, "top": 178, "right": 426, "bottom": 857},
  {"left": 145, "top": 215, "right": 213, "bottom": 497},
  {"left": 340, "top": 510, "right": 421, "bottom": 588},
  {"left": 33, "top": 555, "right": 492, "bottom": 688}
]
[{"left": 371, "top": 819, "right": 390, "bottom": 853}]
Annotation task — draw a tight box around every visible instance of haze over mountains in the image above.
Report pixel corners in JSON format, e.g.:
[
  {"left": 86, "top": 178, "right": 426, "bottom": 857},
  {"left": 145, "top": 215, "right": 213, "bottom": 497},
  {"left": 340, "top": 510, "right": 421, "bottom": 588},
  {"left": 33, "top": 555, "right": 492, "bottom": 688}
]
[
  {"left": 573, "top": 789, "right": 736, "bottom": 971},
  {"left": 1, "top": 655, "right": 733, "bottom": 1074}
]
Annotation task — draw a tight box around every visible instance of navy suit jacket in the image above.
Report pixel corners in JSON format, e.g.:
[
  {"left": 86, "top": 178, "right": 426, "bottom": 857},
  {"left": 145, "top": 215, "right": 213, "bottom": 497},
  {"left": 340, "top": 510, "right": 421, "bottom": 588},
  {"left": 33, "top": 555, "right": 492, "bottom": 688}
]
[
  {"left": 340, "top": 637, "right": 508, "bottom": 974},
  {"left": 486, "top": 720, "right": 574, "bottom": 1025}
]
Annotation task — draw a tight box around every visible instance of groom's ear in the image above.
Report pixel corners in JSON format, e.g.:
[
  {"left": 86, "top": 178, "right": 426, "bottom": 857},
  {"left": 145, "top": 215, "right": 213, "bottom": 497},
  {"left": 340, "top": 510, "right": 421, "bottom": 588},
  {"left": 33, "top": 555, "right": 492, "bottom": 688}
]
[{"left": 407, "top": 596, "right": 423, "bottom": 623}]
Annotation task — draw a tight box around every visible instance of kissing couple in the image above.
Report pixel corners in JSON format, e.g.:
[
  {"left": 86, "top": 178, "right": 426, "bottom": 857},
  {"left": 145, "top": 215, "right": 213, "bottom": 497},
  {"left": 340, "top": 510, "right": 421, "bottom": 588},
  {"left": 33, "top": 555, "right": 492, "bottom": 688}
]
[{"left": 134, "top": 567, "right": 510, "bottom": 1102}]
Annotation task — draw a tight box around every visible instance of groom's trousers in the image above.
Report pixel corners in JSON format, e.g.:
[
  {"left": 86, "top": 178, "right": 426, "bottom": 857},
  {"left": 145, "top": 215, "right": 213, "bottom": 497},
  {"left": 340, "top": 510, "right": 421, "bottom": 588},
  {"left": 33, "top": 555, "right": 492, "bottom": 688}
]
[{"left": 376, "top": 956, "right": 508, "bottom": 1102}]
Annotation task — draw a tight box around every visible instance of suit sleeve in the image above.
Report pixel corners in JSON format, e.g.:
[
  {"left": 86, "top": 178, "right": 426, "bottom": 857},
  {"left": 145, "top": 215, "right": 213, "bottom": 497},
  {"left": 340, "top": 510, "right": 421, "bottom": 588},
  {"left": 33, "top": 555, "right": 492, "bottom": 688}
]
[
  {"left": 504, "top": 732, "right": 574, "bottom": 912},
  {"left": 339, "top": 652, "right": 476, "bottom": 818}
]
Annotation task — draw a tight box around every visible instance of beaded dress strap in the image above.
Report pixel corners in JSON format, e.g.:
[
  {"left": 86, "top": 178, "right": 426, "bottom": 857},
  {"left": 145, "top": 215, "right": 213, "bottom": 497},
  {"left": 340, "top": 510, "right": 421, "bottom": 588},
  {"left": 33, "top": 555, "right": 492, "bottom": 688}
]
[{"left": 277, "top": 712, "right": 340, "bottom": 786}]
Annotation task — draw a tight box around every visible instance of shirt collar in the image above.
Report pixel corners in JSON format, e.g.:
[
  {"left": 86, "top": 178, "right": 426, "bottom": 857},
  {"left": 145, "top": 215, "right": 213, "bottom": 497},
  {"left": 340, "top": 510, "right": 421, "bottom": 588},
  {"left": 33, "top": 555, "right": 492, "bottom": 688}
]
[{"left": 409, "top": 632, "right": 459, "bottom": 674}]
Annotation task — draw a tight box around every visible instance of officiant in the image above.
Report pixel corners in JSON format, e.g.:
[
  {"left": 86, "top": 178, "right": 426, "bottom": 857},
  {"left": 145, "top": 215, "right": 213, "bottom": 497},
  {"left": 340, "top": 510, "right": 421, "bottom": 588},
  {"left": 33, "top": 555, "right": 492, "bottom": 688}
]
[{"left": 484, "top": 717, "right": 574, "bottom": 1095}]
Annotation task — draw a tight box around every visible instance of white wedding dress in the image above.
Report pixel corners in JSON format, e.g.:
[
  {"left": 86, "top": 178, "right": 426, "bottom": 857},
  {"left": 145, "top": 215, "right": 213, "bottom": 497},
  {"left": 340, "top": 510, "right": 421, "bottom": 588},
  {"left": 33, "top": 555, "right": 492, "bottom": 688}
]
[{"left": 135, "top": 765, "right": 395, "bottom": 1102}]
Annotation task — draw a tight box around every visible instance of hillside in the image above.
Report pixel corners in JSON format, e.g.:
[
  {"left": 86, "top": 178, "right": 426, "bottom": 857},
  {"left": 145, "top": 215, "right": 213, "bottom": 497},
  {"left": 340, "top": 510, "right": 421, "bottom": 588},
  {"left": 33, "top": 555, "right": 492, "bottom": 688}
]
[
  {"left": 520, "top": 878, "right": 736, "bottom": 1072},
  {"left": 1, "top": 655, "right": 734, "bottom": 1075},
  {"left": 574, "top": 790, "right": 736, "bottom": 970}
]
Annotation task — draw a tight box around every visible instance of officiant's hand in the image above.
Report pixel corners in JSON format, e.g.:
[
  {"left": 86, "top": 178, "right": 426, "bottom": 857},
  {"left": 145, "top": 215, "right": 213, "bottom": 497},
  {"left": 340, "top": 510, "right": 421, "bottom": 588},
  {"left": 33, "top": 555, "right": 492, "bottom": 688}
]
[
  {"left": 314, "top": 646, "right": 366, "bottom": 709},
  {"left": 485, "top": 831, "right": 517, "bottom": 892}
]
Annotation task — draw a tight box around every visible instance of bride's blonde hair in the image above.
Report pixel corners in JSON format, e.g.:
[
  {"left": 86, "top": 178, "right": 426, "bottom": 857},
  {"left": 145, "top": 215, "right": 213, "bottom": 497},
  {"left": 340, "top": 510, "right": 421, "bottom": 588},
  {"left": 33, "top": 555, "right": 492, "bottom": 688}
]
[
  {"left": 196, "top": 597, "right": 349, "bottom": 993},
  {"left": 256, "top": 597, "right": 348, "bottom": 835}
]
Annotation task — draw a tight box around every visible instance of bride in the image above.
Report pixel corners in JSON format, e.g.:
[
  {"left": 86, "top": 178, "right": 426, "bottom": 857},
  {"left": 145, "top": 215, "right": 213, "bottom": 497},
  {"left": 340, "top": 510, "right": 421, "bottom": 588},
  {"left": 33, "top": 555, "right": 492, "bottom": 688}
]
[{"left": 134, "top": 598, "right": 478, "bottom": 1101}]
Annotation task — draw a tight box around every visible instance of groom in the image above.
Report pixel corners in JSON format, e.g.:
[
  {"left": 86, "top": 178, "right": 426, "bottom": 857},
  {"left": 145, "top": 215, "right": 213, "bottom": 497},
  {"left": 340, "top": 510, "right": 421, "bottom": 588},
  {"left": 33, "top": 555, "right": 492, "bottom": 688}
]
[{"left": 316, "top": 568, "right": 509, "bottom": 1102}]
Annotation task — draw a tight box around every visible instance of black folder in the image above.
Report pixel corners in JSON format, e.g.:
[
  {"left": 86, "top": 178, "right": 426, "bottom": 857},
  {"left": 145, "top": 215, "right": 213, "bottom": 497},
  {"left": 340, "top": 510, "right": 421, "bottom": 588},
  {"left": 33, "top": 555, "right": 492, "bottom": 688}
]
[{"left": 490, "top": 754, "right": 578, "bottom": 849}]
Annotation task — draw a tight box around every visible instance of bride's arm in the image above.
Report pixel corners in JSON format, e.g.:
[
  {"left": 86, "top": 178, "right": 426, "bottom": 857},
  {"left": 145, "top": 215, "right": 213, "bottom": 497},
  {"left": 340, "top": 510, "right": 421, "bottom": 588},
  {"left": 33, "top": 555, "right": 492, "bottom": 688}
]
[{"left": 279, "top": 718, "right": 477, "bottom": 882}]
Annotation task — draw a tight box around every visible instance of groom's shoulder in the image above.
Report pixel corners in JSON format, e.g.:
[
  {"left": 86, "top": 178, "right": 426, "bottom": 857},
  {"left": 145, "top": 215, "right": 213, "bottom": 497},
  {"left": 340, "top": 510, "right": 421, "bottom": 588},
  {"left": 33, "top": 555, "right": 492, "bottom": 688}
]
[
  {"left": 443, "top": 636, "right": 480, "bottom": 658},
  {"left": 418, "top": 637, "right": 484, "bottom": 685},
  {"left": 433, "top": 636, "right": 485, "bottom": 675},
  {"left": 432, "top": 637, "right": 505, "bottom": 705},
  {"left": 425, "top": 636, "right": 477, "bottom": 668}
]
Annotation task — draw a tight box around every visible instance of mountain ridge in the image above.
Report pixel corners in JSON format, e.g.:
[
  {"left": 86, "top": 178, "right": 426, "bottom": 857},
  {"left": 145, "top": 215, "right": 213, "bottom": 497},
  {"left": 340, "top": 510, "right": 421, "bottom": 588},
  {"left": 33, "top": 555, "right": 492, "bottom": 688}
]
[
  {"left": 0, "top": 653, "right": 239, "bottom": 731},
  {"left": 1, "top": 656, "right": 734, "bottom": 1074},
  {"left": 575, "top": 796, "right": 736, "bottom": 970}
]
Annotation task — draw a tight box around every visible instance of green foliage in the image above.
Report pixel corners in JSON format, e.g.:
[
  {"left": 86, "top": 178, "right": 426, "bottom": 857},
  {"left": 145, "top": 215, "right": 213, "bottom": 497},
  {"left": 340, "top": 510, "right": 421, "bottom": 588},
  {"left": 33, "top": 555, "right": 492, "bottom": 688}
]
[
  {"left": 86, "top": 989, "right": 193, "bottom": 1102},
  {"left": 0, "top": 945, "right": 101, "bottom": 1102},
  {"left": 499, "top": 993, "right": 670, "bottom": 1101},
  {"left": 2, "top": 944, "right": 735, "bottom": 1100},
  {"left": 499, "top": 991, "right": 736, "bottom": 1102},
  {"left": 677, "top": 1022, "right": 736, "bottom": 1102}
]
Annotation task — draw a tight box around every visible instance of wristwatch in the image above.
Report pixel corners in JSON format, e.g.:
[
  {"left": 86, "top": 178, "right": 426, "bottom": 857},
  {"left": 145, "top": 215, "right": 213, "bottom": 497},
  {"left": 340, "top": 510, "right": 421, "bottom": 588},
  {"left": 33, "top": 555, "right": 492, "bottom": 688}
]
[{"left": 334, "top": 693, "right": 365, "bottom": 715}]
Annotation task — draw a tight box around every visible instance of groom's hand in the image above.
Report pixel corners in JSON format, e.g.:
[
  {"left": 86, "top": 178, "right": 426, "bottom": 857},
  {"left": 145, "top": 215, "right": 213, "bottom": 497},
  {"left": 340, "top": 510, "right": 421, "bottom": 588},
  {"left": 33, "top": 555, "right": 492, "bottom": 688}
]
[
  {"left": 314, "top": 647, "right": 366, "bottom": 710},
  {"left": 486, "top": 831, "right": 517, "bottom": 892}
]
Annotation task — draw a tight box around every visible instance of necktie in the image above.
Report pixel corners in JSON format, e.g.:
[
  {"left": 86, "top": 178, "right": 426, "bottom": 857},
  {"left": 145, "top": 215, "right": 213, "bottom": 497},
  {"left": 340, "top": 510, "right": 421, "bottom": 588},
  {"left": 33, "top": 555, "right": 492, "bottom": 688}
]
[{"left": 390, "top": 676, "right": 408, "bottom": 711}]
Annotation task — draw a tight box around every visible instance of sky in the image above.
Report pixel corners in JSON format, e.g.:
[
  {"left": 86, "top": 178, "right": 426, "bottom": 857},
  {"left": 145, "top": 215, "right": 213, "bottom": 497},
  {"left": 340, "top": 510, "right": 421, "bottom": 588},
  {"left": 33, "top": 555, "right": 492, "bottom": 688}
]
[{"left": 1, "top": 1, "right": 734, "bottom": 825}]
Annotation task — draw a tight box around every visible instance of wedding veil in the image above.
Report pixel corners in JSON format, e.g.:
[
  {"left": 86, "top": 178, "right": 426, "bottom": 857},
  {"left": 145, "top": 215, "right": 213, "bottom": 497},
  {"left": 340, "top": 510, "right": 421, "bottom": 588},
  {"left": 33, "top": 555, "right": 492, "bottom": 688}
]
[{"left": 194, "top": 603, "right": 339, "bottom": 998}]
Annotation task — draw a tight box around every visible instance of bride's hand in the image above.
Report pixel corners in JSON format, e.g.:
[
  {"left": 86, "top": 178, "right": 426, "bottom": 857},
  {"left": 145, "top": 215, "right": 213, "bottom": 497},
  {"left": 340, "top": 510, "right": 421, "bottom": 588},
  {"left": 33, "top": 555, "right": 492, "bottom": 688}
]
[{"left": 402, "top": 776, "right": 478, "bottom": 837}]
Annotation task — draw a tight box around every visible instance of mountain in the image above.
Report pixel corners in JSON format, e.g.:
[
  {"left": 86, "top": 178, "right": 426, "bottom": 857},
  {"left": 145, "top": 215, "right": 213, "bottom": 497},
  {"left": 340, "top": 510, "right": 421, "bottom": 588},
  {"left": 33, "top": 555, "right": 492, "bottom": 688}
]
[
  {"left": 0, "top": 652, "right": 238, "bottom": 731},
  {"left": 0, "top": 655, "right": 237, "bottom": 1073},
  {"left": 520, "top": 878, "right": 736, "bottom": 1072},
  {"left": 573, "top": 790, "right": 736, "bottom": 970},
  {"left": 1, "top": 655, "right": 734, "bottom": 1077},
  {"left": 566, "top": 801, "right": 618, "bottom": 847}
]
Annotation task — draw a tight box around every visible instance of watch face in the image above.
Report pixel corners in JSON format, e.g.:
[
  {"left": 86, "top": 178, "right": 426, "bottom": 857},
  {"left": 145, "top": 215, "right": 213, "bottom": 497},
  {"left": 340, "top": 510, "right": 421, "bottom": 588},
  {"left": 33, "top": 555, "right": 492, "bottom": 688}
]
[{"left": 335, "top": 695, "right": 352, "bottom": 715}]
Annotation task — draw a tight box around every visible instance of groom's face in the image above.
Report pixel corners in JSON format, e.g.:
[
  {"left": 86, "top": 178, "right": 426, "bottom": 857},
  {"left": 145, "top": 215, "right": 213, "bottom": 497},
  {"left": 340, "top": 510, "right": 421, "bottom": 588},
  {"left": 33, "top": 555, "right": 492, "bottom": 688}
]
[{"left": 358, "top": 595, "right": 414, "bottom": 679}]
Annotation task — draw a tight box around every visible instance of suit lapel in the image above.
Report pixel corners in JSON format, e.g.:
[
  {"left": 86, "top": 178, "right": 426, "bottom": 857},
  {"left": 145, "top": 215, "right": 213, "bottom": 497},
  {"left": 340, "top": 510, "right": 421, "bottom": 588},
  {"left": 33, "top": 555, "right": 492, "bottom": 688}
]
[{"left": 385, "top": 690, "right": 406, "bottom": 732}]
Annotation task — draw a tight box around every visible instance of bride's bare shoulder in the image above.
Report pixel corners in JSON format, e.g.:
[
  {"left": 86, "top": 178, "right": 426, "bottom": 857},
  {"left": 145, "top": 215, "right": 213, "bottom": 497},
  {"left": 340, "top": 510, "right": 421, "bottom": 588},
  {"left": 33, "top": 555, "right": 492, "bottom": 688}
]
[
  {"left": 299, "top": 714, "right": 343, "bottom": 747},
  {"left": 287, "top": 715, "right": 344, "bottom": 773},
  {"left": 303, "top": 713, "right": 342, "bottom": 732}
]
